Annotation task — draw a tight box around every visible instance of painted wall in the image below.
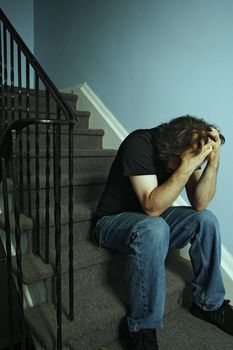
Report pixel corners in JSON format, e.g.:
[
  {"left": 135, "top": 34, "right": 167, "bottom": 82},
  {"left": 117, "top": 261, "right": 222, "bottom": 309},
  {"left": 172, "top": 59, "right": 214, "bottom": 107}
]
[
  {"left": 34, "top": 0, "right": 233, "bottom": 254},
  {"left": 0, "top": 0, "right": 34, "bottom": 52}
]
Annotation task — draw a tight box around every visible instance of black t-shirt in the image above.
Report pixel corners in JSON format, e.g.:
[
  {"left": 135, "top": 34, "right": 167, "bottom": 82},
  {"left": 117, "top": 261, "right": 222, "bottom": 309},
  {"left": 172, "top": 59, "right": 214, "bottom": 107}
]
[{"left": 96, "top": 127, "right": 170, "bottom": 219}]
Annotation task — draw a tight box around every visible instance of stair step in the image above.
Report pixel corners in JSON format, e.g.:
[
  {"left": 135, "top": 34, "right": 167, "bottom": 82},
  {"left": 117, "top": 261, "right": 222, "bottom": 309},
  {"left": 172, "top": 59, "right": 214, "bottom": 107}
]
[
  {"left": 12, "top": 252, "right": 53, "bottom": 284},
  {"left": 4, "top": 89, "right": 78, "bottom": 114},
  {"left": 0, "top": 212, "right": 33, "bottom": 232},
  {"left": 20, "top": 127, "right": 104, "bottom": 150},
  {"left": 3, "top": 171, "right": 108, "bottom": 190},
  {"left": 25, "top": 172, "right": 107, "bottom": 208},
  {"left": 157, "top": 306, "right": 233, "bottom": 350},
  {"left": 21, "top": 149, "right": 116, "bottom": 175},
  {"left": 25, "top": 256, "right": 192, "bottom": 350},
  {"left": 98, "top": 306, "right": 233, "bottom": 350},
  {"left": 25, "top": 284, "right": 127, "bottom": 350},
  {"left": 16, "top": 110, "right": 90, "bottom": 128},
  {"left": 33, "top": 201, "right": 97, "bottom": 227}
]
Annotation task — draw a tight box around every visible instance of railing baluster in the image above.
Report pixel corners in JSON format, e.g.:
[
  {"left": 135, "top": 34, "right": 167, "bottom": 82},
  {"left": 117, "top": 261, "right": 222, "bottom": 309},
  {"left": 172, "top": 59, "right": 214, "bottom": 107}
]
[
  {"left": 17, "top": 46, "right": 22, "bottom": 119},
  {"left": 45, "top": 88, "right": 50, "bottom": 263},
  {"left": 12, "top": 129, "right": 26, "bottom": 350},
  {"left": 53, "top": 122, "right": 62, "bottom": 350},
  {"left": 17, "top": 47, "right": 24, "bottom": 211},
  {"left": 25, "top": 59, "right": 30, "bottom": 119},
  {"left": 69, "top": 121, "right": 74, "bottom": 320},
  {"left": 2, "top": 158, "right": 14, "bottom": 350},
  {"left": 3, "top": 24, "right": 8, "bottom": 131},
  {"left": 10, "top": 34, "right": 15, "bottom": 122},
  {"left": 35, "top": 73, "right": 40, "bottom": 255},
  {"left": 26, "top": 59, "right": 31, "bottom": 218},
  {"left": 0, "top": 22, "right": 3, "bottom": 137}
]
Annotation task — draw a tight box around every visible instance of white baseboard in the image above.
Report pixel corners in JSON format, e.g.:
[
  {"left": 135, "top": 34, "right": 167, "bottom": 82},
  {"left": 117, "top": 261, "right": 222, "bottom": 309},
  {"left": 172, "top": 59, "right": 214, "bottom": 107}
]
[
  {"left": 61, "top": 82, "right": 233, "bottom": 303},
  {"left": 60, "top": 82, "right": 128, "bottom": 149}
]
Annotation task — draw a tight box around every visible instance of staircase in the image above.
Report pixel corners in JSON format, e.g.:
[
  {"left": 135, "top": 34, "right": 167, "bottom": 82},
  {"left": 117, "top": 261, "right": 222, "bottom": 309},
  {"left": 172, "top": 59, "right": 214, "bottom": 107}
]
[
  {"left": 0, "top": 86, "right": 196, "bottom": 350},
  {"left": 1, "top": 9, "right": 233, "bottom": 350}
]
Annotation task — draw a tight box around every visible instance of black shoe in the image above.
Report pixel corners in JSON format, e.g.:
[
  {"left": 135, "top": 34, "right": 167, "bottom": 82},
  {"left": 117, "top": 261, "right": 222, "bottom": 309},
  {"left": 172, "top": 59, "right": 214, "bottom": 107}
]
[
  {"left": 190, "top": 299, "right": 233, "bottom": 335},
  {"left": 128, "top": 328, "right": 159, "bottom": 350}
]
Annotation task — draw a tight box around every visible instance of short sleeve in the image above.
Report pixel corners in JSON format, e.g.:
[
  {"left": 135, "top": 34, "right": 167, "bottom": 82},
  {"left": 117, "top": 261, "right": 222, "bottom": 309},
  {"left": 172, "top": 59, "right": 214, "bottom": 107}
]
[{"left": 120, "top": 132, "right": 157, "bottom": 176}]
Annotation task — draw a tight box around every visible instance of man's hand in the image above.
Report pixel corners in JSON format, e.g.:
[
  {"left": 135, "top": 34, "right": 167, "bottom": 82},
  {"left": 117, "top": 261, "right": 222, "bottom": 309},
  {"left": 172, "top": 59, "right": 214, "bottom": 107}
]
[{"left": 207, "top": 127, "right": 221, "bottom": 168}]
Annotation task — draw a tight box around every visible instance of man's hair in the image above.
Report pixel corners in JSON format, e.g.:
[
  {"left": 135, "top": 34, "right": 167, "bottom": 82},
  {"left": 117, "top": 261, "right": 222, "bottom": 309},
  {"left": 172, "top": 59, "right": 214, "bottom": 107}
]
[{"left": 154, "top": 115, "right": 225, "bottom": 161}]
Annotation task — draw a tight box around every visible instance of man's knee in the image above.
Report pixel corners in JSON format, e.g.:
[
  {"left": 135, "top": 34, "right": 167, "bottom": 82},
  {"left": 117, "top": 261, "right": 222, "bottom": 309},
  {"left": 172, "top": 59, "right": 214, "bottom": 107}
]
[
  {"left": 194, "top": 209, "right": 219, "bottom": 228},
  {"left": 132, "top": 216, "right": 170, "bottom": 248}
]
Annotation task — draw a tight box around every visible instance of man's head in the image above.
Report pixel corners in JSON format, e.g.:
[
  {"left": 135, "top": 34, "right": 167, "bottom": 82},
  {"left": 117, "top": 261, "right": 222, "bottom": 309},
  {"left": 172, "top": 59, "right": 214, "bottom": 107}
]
[{"left": 155, "top": 115, "right": 225, "bottom": 162}]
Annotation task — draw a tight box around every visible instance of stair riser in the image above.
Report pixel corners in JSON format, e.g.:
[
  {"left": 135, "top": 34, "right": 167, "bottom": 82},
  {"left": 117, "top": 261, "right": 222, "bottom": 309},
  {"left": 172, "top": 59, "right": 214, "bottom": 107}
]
[
  {"left": 37, "top": 221, "right": 95, "bottom": 254},
  {"left": 19, "top": 132, "right": 103, "bottom": 150},
  {"left": 23, "top": 183, "right": 104, "bottom": 210},
  {"left": 17, "top": 111, "right": 89, "bottom": 128},
  {"left": 49, "top": 258, "right": 128, "bottom": 297},
  {"left": 21, "top": 156, "right": 114, "bottom": 175},
  {"left": 68, "top": 287, "right": 190, "bottom": 350},
  {"left": 4, "top": 93, "right": 77, "bottom": 114}
]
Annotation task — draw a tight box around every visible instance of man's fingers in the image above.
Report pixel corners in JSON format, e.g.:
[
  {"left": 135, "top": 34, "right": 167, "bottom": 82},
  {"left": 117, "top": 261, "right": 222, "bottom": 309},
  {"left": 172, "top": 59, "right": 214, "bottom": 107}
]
[{"left": 208, "top": 128, "right": 220, "bottom": 142}]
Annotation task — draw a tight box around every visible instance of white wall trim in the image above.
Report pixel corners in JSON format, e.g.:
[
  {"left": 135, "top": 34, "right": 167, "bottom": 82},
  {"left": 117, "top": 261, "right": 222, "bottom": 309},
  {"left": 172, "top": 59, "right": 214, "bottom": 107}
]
[
  {"left": 80, "top": 82, "right": 128, "bottom": 141},
  {"left": 60, "top": 82, "right": 128, "bottom": 149},
  {"left": 61, "top": 82, "right": 233, "bottom": 301}
]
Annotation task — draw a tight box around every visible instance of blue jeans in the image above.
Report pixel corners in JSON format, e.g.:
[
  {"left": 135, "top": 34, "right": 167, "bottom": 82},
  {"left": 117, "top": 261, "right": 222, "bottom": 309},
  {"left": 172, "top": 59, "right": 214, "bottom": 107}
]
[{"left": 94, "top": 206, "right": 225, "bottom": 331}]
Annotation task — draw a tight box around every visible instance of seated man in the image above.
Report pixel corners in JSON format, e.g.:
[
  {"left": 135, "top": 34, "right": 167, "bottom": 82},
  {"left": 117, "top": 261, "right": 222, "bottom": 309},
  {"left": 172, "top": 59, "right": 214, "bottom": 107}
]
[{"left": 94, "top": 115, "right": 233, "bottom": 350}]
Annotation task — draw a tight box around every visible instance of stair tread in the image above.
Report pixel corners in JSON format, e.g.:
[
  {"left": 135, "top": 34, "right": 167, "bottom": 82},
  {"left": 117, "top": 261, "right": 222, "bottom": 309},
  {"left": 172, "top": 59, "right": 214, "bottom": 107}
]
[
  {"left": 12, "top": 252, "right": 53, "bottom": 284},
  {"left": 21, "top": 127, "right": 104, "bottom": 136},
  {"left": 3, "top": 171, "right": 108, "bottom": 191},
  {"left": 21, "top": 148, "right": 117, "bottom": 157},
  {"left": 0, "top": 212, "right": 33, "bottom": 232},
  {"left": 158, "top": 306, "right": 233, "bottom": 350},
  {"left": 24, "top": 283, "right": 127, "bottom": 350},
  {"left": 24, "top": 255, "right": 192, "bottom": 349},
  {"left": 98, "top": 306, "right": 233, "bottom": 350},
  {"left": 31, "top": 170, "right": 108, "bottom": 187},
  {"left": 50, "top": 240, "right": 123, "bottom": 272},
  {"left": 32, "top": 201, "right": 97, "bottom": 226}
]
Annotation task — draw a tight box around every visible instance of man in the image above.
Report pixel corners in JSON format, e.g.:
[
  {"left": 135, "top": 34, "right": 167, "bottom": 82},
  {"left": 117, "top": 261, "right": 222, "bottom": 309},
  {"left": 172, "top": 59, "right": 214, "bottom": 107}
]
[{"left": 94, "top": 115, "right": 233, "bottom": 349}]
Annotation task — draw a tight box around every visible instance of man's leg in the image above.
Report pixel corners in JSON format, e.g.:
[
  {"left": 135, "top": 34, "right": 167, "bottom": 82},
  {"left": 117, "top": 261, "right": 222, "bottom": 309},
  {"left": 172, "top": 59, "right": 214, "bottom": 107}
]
[
  {"left": 161, "top": 206, "right": 233, "bottom": 336},
  {"left": 94, "top": 212, "right": 170, "bottom": 330},
  {"left": 161, "top": 206, "right": 225, "bottom": 310}
]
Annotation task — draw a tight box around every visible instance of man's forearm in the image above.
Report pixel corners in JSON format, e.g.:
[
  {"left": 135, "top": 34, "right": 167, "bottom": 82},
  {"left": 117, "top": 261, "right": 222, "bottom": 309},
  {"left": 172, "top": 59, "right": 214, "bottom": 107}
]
[
  {"left": 191, "top": 163, "right": 218, "bottom": 210},
  {"left": 145, "top": 166, "right": 193, "bottom": 216}
]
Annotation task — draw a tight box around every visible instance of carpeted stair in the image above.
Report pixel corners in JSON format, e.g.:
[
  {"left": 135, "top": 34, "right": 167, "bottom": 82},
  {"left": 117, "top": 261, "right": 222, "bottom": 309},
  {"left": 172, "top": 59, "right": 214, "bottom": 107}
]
[{"left": 2, "top": 90, "right": 233, "bottom": 350}]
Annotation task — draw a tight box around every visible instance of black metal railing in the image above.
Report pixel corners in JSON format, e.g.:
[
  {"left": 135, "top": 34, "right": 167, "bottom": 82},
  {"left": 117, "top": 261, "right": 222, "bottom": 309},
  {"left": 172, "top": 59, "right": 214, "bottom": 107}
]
[{"left": 0, "top": 8, "right": 77, "bottom": 350}]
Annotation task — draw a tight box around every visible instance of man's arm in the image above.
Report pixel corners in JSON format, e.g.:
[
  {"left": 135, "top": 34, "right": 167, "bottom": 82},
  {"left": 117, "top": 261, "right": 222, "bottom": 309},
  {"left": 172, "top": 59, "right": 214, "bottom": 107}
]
[
  {"left": 130, "top": 141, "right": 213, "bottom": 216},
  {"left": 186, "top": 128, "right": 221, "bottom": 210}
]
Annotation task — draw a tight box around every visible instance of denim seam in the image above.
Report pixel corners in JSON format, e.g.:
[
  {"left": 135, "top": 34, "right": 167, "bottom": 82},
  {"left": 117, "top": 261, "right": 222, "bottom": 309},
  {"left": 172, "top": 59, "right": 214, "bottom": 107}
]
[{"left": 131, "top": 228, "right": 148, "bottom": 317}]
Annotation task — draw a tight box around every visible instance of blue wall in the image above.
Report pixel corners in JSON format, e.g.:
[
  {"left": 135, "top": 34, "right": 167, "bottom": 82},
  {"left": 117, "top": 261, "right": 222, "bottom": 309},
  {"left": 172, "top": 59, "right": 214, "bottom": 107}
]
[
  {"left": 0, "top": 0, "right": 34, "bottom": 52},
  {"left": 35, "top": 0, "right": 233, "bottom": 255}
]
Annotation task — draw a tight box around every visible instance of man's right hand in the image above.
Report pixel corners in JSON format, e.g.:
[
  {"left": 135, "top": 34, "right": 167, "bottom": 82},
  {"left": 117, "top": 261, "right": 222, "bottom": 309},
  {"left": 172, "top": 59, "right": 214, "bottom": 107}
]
[{"left": 179, "top": 140, "right": 213, "bottom": 174}]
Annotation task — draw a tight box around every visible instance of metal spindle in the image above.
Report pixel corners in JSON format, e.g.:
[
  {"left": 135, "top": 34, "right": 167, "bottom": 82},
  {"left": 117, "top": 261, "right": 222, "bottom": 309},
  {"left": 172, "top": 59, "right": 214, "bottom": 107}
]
[
  {"left": 53, "top": 122, "right": 62, "bottom": 349},
  {"left": 35, "top": 74, "right": 40, "bottom": 255},
  {"left": 2, "top": 158, "right": 14, "bottom": 350},
  {"left": 26, "top": 59, "right": 31, "bottom": 217},
  {"left": 17, "top": 47, "right": 24, "bottom": 210},
  {"left": 10, "top": 35, "right": 14, "bottom": 122},
  {"left": 0, "top": 22, "right": 3, "bottom": 136},
  {"left": 3, "top": 25, "right": 8, "bottom": 131},
  {"left": 69, "top": 122, "right": 74, "bottom": 320},
  {"left": 17, "top": 46, "right": 22, "bottom": 119},
  {"left": 45, "top": 89, "right": 50, "bottom": 263},
  {"left": 12, "top": 130, "right": 26, "bottom": 350}
]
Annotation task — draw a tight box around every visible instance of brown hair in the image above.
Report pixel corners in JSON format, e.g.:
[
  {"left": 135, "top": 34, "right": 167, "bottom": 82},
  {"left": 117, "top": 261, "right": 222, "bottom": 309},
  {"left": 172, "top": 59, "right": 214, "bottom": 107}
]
[{"left": 154, "top": 115, "right": 225, "bottom": 161}]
